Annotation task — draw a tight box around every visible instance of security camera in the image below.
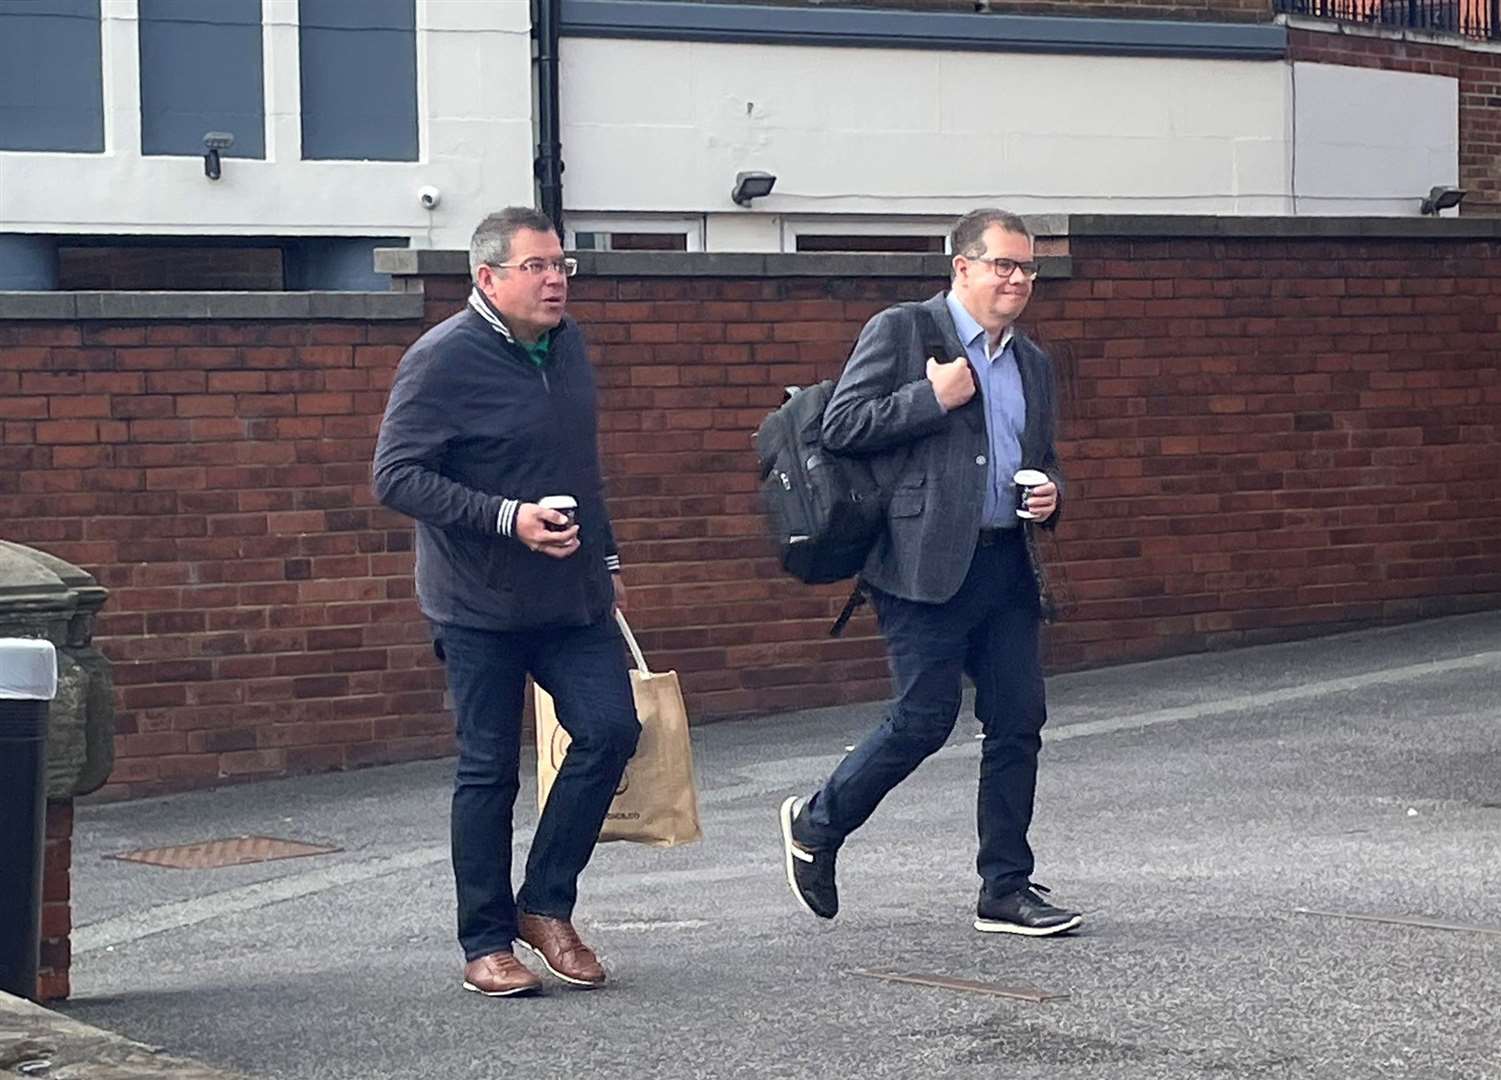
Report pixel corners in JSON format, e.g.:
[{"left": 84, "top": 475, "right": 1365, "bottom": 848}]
[{"left": 419, "top": 185, "right": 441, "bottom": 210}]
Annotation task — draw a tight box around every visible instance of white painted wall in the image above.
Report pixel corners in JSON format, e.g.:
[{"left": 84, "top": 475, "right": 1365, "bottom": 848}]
[
  {"left": 0, "top": 14, "right": 1464, "bottom": 255},
  {"left": 0, "top": 0, "right": 536, "bottom": 249},
  {"left": 561, "top": 38, "right": 1461, "bottom": 247},
  {"left": 1291, "top": 62, "right": 1459, "bottom": 215},
  {"left": 561, "top": 37, "right": 1295, "bottom": 236}
]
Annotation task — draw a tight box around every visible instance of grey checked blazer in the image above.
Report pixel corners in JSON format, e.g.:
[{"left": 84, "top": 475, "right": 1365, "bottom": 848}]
[{"left": 821, "top": 291, "right": 1065, "bottom": 607}]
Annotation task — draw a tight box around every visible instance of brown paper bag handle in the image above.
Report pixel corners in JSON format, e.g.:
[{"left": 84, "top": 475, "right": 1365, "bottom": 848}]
[{"left": 614, "top": 608, "right": 650, "bottom": 675}]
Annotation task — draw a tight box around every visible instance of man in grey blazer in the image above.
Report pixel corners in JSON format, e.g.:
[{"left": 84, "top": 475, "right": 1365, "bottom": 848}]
[{"left": 779, "top": 208, "right": 1081, "bottom": 937}]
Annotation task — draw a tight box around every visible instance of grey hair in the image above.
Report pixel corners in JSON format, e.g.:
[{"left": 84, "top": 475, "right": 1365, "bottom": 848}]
[
  {"left": 950, "top": 208, "right": 1032, "bottom": 261},
  {"left": 469, "top": 207, "right": 558, "bottom": 280}
]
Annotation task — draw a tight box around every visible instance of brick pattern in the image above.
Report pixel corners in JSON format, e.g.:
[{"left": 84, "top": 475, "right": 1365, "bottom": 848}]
[
  {"left": 1035, "top": 235, "right": 1501, "bottom": 666},
  {"left": 39, "top": 800, "right": 71, "bottom": 1002},
  {"left": 1288, "top": 27, "right": 1501, "bottom": 216},
  {"left": 3, "top": 236, "right": 1500, "bottom": 800},
  {"left": 0, "top": 319, "right": 449, "bottom": 799},
  {"left": 57, "top": 247, "right": 284, "bottom": 291}
]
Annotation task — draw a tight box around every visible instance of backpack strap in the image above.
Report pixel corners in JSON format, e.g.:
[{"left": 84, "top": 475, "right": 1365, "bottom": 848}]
[
  {"left": 828, "top": 580, "right": 867, "bottom": 638},
  {"left": 911, "top": 304, "right": 950, "bottom": 364}
]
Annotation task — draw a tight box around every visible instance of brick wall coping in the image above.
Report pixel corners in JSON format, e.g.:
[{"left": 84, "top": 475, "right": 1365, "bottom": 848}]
[
  {"left": 375, "top": 214, "right": 1501, "bottom": 281},
  {"left": 374, "top": 249, "right": 1072, "bottom": 280},
  {"left": 561, "top": 0, "right": 1288, "bottom": 58},
  {"left": 1065, "top": 215, "right": 1501, "bottom": 237},
  {"left": 0, "top": 291, "right": 425, "bottom": 323}
]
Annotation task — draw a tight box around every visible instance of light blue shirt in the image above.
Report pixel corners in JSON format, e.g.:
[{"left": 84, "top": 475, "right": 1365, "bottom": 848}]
[{"left": 944, "top": 291, "right": 1026, "bottom": 529}]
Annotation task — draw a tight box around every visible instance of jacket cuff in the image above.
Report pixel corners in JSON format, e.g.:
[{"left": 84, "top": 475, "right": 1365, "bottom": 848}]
[
  {"left": 605, "top": 553, "right": 622, "bottom": 574},
  {"left": 496, "top": 498, "right": 521, "bottom": 537}
]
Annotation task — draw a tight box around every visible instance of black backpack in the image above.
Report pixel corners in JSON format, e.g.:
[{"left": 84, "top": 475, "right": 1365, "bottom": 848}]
[
  {"left": 754, "top": 305, "right": 948, "bottom": 591},
  {"left": 754, "top": 378, "right": 884, "bottom": 587}
]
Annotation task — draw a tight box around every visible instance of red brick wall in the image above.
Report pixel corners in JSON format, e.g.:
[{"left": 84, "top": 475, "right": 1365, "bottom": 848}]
[
  {"left": 39, "top": 799, "right": 71, "bottom": 1002},
  {"left": 1, "top": 320, "right": 447, "bottom": 799},
  {"left": 3, "top": 234, "right": 1499, "bottom": 798},
  {"left": 1039, "top": 234, "right": 1501, "bottom": 665},
  {"left": 1288, "top": 27, "right": 1501, "bottom": 216}
]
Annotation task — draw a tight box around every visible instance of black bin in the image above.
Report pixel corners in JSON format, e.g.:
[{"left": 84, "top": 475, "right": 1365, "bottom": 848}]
[{"left": 0, "top": 638, "right": 57, "bottom": 1001}]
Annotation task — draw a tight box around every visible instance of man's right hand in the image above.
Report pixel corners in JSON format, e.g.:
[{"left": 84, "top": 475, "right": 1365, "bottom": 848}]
[
  {"left": 927, "top": 356, "right": 976, "bottom": 412},
  {"left": 513, "top": 503, "right": 581, "bottom": 558}
]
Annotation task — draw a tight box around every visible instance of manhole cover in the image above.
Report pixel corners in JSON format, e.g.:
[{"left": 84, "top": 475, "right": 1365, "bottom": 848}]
[{"left": 107, "top": 835, "right": 341, "bottom": 869}]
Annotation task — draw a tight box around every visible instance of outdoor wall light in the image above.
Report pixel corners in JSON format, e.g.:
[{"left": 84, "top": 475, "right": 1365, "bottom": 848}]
[
  {"left": 1420, "top": 185, "right": 1466, "bottom": 215},
  {"left": 203, "top": 132, "right": 235, "bottom": 181},
  {"left": 731, "top": 170, "right": 777, "bottom": 207}
]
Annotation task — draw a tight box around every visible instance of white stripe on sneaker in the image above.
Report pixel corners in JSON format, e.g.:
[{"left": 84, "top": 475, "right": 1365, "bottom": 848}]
[
  {"left": 779, "top": 796, "right": 819, "bottom": 919},
  {"left": 973, "top": 914, "right": 1083, "bottom": 937}
]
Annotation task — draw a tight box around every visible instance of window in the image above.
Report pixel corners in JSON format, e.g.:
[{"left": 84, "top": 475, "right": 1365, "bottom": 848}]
[
  {"left": 795, "top": 234, "right": 945, "bottom": 254},
  {"left": 300, "top": 0, "right": 418, "bottom": 161},
  {"left": 138, "top": 0, "right": 265, "bottom": 158},
  {"left": 0, "top": 0, "right": 103, "bottom": 152},
  {"left": 567, "top": 216, "right": 704, "bottom": 253},
  {"left": 783, "top": 217, "right": 950, "bottom": 254}
]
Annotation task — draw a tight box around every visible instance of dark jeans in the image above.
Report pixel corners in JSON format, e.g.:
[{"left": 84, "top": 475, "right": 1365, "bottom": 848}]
[
  {"left": 798, "top": 530, "right": 1047, "bottom": 897},
  {"left": 435, "top": 616, "right": 640, "bottom": 961}
]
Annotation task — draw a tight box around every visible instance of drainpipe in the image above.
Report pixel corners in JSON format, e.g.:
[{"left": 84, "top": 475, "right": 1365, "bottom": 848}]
[{"left": 535, "top": 0, "right": 565, "bottom": 234}]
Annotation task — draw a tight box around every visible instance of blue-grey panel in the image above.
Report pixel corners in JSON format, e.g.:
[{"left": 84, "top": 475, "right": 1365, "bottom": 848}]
[
  {"left": 285, "top": 236, "right": 406, "bottom": 291},
  {"left": 300, "top": 0, "right": 414, "bottom": 31},
  {"left": 0, "top": 0, "right": 104, "bottom": 152},
  {"left": 300, "top": 0, "right": 418, "bottom": 161},
  {"left": 0, "top": 235, "right": 60, "bottom": 290},
  {"left": 559, "top": 0, "right": 1288, "bottom": 59},
  {"left": 138, "top": 0, "right": 265, "bottom": 158}
]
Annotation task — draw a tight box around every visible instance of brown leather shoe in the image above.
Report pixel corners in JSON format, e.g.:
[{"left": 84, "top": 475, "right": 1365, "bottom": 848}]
[
  {"left": 515, "top": 913, "right": 607, "bottom": 987},
  {"left": 462, "top": 949, "right": 542, "bottom": 997}
]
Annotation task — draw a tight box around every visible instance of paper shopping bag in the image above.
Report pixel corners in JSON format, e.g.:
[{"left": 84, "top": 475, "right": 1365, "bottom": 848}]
[{"left": 535, "top": 609, "right": 702, "bottom": 847}]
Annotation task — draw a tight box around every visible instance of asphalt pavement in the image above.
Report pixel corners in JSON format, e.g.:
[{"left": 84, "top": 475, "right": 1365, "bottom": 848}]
[{"left": 57, "top": 611, "right": 1501, "bottom": 1080}]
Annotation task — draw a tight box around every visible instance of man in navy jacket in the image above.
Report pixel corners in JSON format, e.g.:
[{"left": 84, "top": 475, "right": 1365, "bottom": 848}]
[{"left": 374, "top": 207, "right": 638, "bottom": 997}]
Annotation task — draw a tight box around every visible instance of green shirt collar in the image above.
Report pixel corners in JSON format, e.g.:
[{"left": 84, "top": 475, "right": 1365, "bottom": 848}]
[{"left": 521, "top": 332, "right": 552, "bottom": 368}]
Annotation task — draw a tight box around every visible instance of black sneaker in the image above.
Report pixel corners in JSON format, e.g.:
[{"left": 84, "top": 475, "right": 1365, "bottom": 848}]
[
  {"left": 974, "top": 883, "right": 1082, "bottom": 937},
  {"left": 779, "top": 796, "right": 838, "bottom": 919}
]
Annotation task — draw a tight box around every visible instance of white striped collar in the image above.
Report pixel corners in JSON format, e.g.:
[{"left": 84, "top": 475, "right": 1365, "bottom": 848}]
[{"left": 467, "top": 287, "right": 516, "bottom": 343}]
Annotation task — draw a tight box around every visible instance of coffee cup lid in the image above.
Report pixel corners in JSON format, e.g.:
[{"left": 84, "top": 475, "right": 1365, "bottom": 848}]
[
  {"left": 1013, "top": 469, "right": 1049, "bottom": 487},
  {"left": 539, "top": 495, "right": 577, "bottom": 510}
]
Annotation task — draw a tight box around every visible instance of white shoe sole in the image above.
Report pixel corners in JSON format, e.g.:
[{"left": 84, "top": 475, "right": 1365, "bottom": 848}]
[
  {"left": 973, "top": 914, "right": 1083, "bottom": 937},
  {"left": 514, "top": 938, "right": 605, "bottom": 988},
  {"left": 779, "top": 796, "right": 822, "bottom": 919},
  {"left": 462, "top": 979, "right": 540, "bottom": 997}
]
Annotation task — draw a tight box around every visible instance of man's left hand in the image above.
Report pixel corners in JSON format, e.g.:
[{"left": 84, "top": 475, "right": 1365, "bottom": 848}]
[
  {"left": 1025, "top": 481, "right": 1058, "bottom": 522},
  {"left": 612, "top": 575, "right": 628, "bottom": 613}
]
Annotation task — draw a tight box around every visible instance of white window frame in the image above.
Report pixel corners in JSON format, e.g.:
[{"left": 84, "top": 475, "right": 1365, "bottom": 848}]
[
  {"left": 780, "top": 215, "right": 952, "bottom": 254},
  {"left": 565, "top": 214, "right": 705, "bottom": 252}
]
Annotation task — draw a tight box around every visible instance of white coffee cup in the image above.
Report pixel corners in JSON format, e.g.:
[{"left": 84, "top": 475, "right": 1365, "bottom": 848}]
[
  {"left": 1013, "top": 469, "right": 1049, "bottom": 520},
  {"left": 538, "top": 494, "right": 577, "bottom": 532}
]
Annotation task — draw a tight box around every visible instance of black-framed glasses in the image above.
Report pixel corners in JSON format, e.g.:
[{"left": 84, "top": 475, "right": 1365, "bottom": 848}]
[
  {"left": 969, "top": 255, "right": 1039, "bottom": 281},
  {"left": 493, "top": 257, "right": 579, "bottom": 277}
]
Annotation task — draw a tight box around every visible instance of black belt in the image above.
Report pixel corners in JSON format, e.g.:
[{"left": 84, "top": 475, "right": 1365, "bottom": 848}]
[{"left": 977, "top": 527, "right": 1020, "bottom": 547}]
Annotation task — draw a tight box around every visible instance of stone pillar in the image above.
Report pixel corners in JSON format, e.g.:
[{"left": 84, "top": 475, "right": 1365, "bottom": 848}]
[{"left": 0, "top": 542, "right": 114, "bottom": 1002}]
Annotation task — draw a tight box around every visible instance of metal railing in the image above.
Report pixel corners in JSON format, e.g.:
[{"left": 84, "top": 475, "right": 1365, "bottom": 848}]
[{"left": 1276, "top": 0, "right": 1501, "bottom": 40}]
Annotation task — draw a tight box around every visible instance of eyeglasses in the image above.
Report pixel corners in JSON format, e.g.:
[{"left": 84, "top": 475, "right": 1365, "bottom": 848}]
[
  {"left": 492, "top": 257, "right": 579, "bottom": 277},
  {"left": 969, "top": 255, "right": 1039, "bottom": 281}
]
